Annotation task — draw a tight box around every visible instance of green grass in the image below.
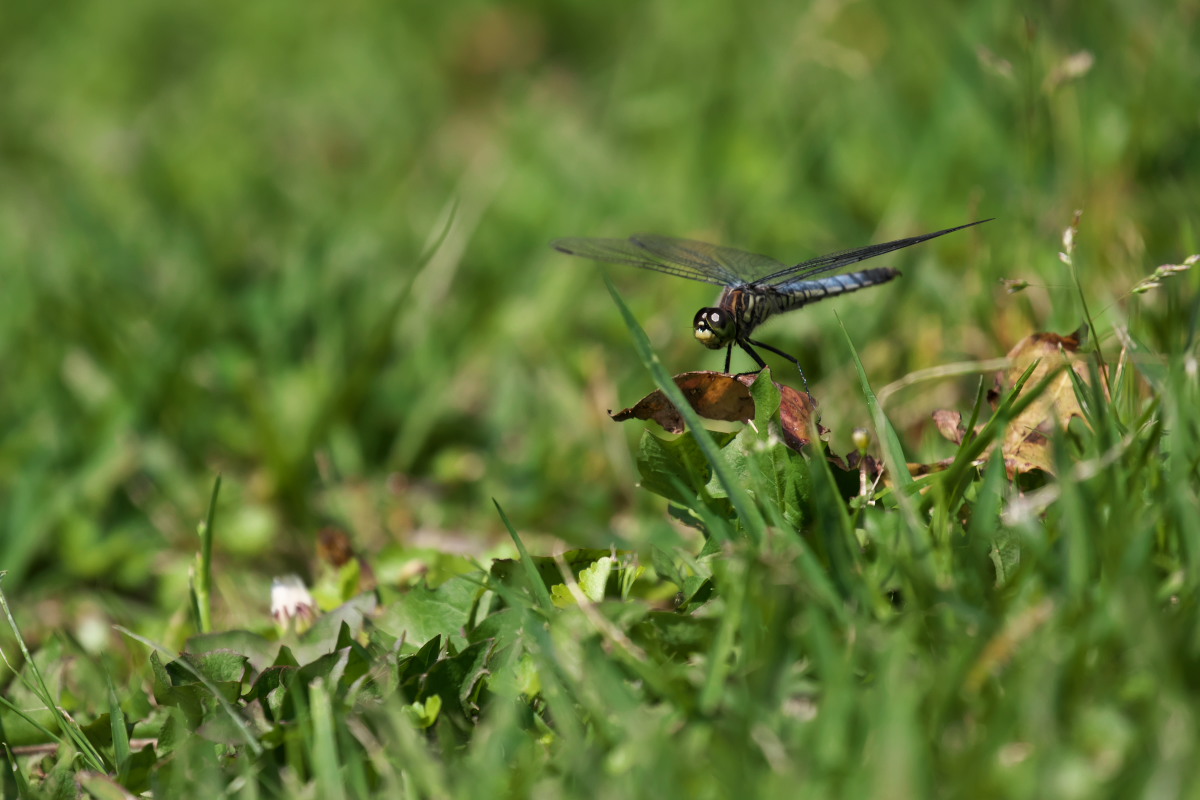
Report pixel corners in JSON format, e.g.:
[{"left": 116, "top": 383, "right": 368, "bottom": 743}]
[{"left": 1, "top": 0, "right": 1199, "bottom": 796}]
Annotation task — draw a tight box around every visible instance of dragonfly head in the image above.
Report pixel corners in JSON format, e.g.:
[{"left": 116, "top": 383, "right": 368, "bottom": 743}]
[{"left": 693, "top": 307, "right": 736, "bottom": 349}]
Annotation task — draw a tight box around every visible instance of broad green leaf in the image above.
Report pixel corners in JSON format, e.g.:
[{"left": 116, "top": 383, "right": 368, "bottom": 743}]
[
  {"left": 186, "top": 630, "right": 279, "bottom": 673},
  {"left": 630, "top": 612, "right": 719, "bottom": 659},
  {"left": 375, "top": 578, "right": 479, "bottom": 649},
  {"left": 404, "top": 694, "right": 442, "bottom": 729},
  {"left": 550, "top": 584, "right": 575, "bottom": 608},
  {"left": 578, "top": 557, "right": 614, "bottom": 602}
]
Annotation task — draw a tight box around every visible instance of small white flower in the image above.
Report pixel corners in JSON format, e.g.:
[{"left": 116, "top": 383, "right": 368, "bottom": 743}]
[{"left": 271, "top": 575, "right": 316, "bottom": 632}]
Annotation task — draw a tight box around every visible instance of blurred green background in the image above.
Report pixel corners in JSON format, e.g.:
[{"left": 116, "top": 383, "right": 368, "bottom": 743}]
[{"left": 1, "top": 0, "right": 1195, "bottom": 626}]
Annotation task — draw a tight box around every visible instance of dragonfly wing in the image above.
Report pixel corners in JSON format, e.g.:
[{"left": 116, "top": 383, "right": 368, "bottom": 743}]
[
  {"left": 551, "top": 236, "right": 732, "bottom": 286},
  {"left": 758, "top": 219, "right": 992, "bottom": 286},
  {"left": 629, "top": 234, "right": 788, "bottom": 286}
]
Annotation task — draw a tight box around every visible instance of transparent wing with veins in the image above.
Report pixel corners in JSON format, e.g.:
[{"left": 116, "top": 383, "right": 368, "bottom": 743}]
[
  {"left": 759, "top": 220, "right": 992, "bottom": 288},
  {"left": 552, "top": 219, "right": 992, "bottom": 288},
  {"left": 550, "top": 235, "right": 785, "bottom": 287}
]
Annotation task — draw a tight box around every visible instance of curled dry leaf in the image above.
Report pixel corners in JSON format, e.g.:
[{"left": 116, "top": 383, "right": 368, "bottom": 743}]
[
  {"left": 609, "top": 371, "right": 825, "bottom": 453},
  {"left": 610, "top": 372, "right": 754, "bottom": 435},
  {"left": 996, "top": 326, "right": 1092, "bottom": 476},
  {"left": 932, "top": 409, "right": 966, "bottom": 445},
  {"left": 771, "top": 378, "right": 824, "bottom": 451}
]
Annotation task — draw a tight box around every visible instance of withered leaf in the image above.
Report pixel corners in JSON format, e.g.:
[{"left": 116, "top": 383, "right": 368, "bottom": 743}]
[
  {"left": 610, "top": 371, "right": 826, "bottom": 454},
  {"left": 932, "top": 409, "right": 966, "bottom": 445},
  {"left": 775, "top": 380, "right": 823, "bottom": 451},
  {"left": 1005, "top": 429, "right": 1054, "bottom": 475},
  {"left": 997, "top": 326, "right": 1091, "bottom": 476},
  {"left": 908, "top": 327, "right": 1094, "bottom": 479},
  {"left": 907, "top": 459, "right": 956, "bottom": 478},
  {"left": 610, "top": 371, "right": 754, "bottom": 434}
]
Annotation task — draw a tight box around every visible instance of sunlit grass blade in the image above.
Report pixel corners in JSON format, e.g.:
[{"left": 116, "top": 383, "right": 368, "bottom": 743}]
[
  {"left": 105, "top": 670, "right": 133, "bottom": 783},
  {"left": 836, "top": 313, "right": 914, "bottom": 493},
  {"left": 191, "top": 474, "right": 221, "bottom": 635},
  {"left": 836, "top": 314, "right": 937, "bottom": 587},
  {"left": 309, "top": 678, "right": 347, "bottom": 800},
  {"left": 2, "top": 742, "right": 29, "bottom": 799},
  {"left": 699, "top": 556, "right": 744, "bottom": 713},
  {"left": 492, "top": 499, "right": 554, "bottom": 611},
  {"left": 0, "top": 576, "right": 108, "bottom": 772},
  {"left": 803, "top": 438, "right": 869, "bottom": 607}
]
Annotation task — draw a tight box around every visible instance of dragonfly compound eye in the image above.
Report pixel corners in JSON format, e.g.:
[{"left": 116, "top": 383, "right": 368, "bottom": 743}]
[{"left": 693, "top": 307, "right": 732, "bottom": 349}]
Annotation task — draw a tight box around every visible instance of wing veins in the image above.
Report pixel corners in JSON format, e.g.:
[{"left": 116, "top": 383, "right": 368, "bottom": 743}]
[
  {"left": 552, "top": 237, "right": 732, "bottom": 286},
  {"left": 553, "top": 219, "right": 992, "bottom": 290},
  {"left": 759, "top": 219, "right": 993, "bottom": 286},
  {"left": 629, "top": 234, "right": 784, "bottom": 285}
]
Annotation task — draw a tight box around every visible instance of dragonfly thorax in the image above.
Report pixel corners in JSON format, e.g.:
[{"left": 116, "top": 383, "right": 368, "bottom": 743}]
[
  {"left": 694, "top": 286, "right": 771, "bottom": 349},
  {"left": 693, "top": 306, "right": 737, "bottom": 349}
]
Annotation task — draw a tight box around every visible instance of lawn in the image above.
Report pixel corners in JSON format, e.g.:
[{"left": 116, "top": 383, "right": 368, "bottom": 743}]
[{"left": 1, "top": 0, "right": 1198, "bottom": 796}]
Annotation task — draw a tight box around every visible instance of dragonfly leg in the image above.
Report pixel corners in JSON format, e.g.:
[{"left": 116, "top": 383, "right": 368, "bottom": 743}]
[
  {"left": 735, "top": 340, "right": 768, "bottom": 373},
  {"left": 745, "top": 337, "right": 811, "bottom": 394},
  {"left": 723, "top": 345, "right": 732, "bottom": 374}
]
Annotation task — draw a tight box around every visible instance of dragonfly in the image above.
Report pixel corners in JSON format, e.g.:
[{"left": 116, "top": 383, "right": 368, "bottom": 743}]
[{"left": 552, "top": 219, "right": 991, "bottom": 386}]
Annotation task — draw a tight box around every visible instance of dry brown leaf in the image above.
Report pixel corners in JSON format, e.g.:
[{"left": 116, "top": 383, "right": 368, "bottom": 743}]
[
  {"left": 609, "top": 372, "right": 828, "bottom": 454},
  {"left": 609, "top": 372, "right": 754, "bottom": 434},
  {"left": 932, "top": 409, "right": 966, "bottom": 445},
  {"left": 777, "top": 381, "right": 823, "bottom": 451},
  {"left": 997, "top": 326, "right": 1091, "bottom": 476},
  {"left": 907, "top": 327, "right": 1095, "bottom": 479}
]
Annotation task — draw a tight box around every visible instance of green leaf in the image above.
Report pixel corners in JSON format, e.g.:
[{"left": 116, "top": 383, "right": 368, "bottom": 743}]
[
  {"left": 467, "top": 606, "right": 522, "bottom": 649},
  {"left": 651, "top": 547, "right": 684, "bottom": 588},
  {"left": 578, "top": 556, "right": 614, "bottom": 602},
  {"left": 638, "top": 431, "right": 737, "bottom": 522},
  {"left": 514, "top": 654, "right": 541, "bottom": 698},
  {"left": 375, "top": 578, "right": 479, "bottom": 649},
  {"left": 630, "top": 611, "right": 718, "bottom": 659},
  {"left": 491, "top": 549, "right": 630, "bottom": 597},
  {"left": 638, "top": 431, "right": 711, "bottom": 504},
  {"left": 173, "top": 650, "right": 249, "bottom": 689},
  {"left": 422, "top": 639, "right": 497, "bottom": 716},
  {"left": 149, "top": 651, "right": 171, "bottom": 698},
  {"left": 678, "top": 577, "right": 714, "bottom": 610},
  {"left": 249, "top": 665, "right": 294, "bottom": 721},
  {"left": 549, "top": 584, "right": 575, "bottom": 608},
  {"left": 105, "top": 671, "right": 131, "bottom": 781},
  {"left": 293, "top": 592, "right": 378, "bottom": 663},
  {"left": 748, "top": 368, "right": 782, "bottom": 434},
  {"left": 78, "top": 772, "right": 134, "bottom": 800},
  {"left": 990, "top": 530, "right": 1021, "bottom": 586},
  {"left": 398, "top": 635, "right": 444, "bottom": 699},
  {"left": 186, "top": 630, "right": 278, "bottom": 673},
  {"left": 404, "top": 694, "right": 442, "bottom": 729}
]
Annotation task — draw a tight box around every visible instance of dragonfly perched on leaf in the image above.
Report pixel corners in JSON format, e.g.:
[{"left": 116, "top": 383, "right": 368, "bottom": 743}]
[{"left": 552, "top": 219, "right": 991, "bottom": 386}]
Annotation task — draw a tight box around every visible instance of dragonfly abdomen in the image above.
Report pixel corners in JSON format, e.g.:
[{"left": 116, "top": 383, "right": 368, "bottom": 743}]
[
  {"left": 715, "top": 267, "right": 900, "bottom": 339},
  {"left": 773, "top": 267, "right": 900, "bottom": 314}
]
